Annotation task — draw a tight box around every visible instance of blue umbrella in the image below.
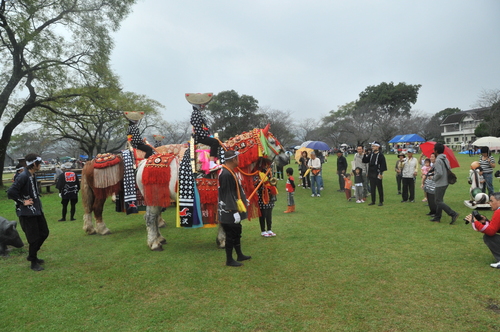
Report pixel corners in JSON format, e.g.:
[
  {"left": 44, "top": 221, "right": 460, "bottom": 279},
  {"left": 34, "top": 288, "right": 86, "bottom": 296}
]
[{"left": 305, "top": 141, "right": 330, "bottom": 150}]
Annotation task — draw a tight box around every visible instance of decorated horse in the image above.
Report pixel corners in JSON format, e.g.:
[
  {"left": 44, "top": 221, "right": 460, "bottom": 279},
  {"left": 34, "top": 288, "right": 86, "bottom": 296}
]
[
  {"left": 81, "top": 95, "right": 288, "bottom": 251},
  {"left": 81, "top": 125, "right": 288, "bottom": 251}
]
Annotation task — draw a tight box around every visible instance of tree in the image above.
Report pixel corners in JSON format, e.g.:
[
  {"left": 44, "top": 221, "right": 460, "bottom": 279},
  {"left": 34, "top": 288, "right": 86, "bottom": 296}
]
[
  {"left": 0, "top": 0, "right": 136, "bottom": 186},
  {"left": 475, "top": 101, "right": 500, "bottom": 137},
  {"left": 354, "top": 82, "right": 421, "bottom": 145},
  {"left": 473, "top": 89, "right": 500, "bottom": 138},
  {"left": 321, "top": 102, "right": 376, "bottom": 147},
  {"left": 356, "top": 82, "right": 422, "bottom": 117},
  {"left": 205, "top": 90, "right": 264, "bottom": 140},
  {"left": 27, "top": 90, "right": 165, "bottom": 157},
  {"left": 150, "top": 120, "right": 191, "bottom": 145},
  {"left": 7, "top": 131, "right": 55, "bottom": 162},
  {"left": 295, "top": 118, "right": 322, "bottom": 143}
]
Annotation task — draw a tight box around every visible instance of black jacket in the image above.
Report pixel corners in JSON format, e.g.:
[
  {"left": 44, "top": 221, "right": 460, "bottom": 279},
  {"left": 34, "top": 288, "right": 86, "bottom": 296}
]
[{"left": 7, "top": 168, "right": 44, "bottom": 217}]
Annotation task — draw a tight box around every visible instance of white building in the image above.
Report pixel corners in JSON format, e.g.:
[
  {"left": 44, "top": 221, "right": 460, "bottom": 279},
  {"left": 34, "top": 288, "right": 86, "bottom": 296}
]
[{"left": 440, "top": 107, "right": 489, "bottom": 149}]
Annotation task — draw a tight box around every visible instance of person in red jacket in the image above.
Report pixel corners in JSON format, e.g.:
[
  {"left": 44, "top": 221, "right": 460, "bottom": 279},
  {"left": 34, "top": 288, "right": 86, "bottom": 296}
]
[{"left": 466, "top": 192, "right": 500, "bottom": 268}]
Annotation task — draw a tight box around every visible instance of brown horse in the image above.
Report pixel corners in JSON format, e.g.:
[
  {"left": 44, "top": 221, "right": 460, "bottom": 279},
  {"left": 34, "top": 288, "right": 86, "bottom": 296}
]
[{"left": 81, "top": 154, "right": 124, "bottom": 236}]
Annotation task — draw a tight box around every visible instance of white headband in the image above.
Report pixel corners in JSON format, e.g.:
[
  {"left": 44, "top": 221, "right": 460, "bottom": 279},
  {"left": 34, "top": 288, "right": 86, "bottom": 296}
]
[
  {"left": 26, "top": 156, "right": 42, "bottom": 166},
  {"left": 225, "top": 151, "right": 240, "bottom": 160},
  {"left": 370, "top": 142, "right": 381, "bottom": 147}
]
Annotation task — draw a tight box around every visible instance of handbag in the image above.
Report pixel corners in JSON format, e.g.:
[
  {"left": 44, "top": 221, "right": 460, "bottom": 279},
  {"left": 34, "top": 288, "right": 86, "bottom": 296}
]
[
  {"left": 311, "top": 169, "right": 321, "bottom": 176},
  {"left": 444, "top": 162, "right": 457, "bottom": 185}
]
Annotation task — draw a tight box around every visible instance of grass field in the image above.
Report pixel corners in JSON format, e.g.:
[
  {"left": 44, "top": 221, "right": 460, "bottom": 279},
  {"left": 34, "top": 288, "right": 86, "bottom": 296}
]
[{"left": 1, "top": 153, "right": 500, "bottom": 331}]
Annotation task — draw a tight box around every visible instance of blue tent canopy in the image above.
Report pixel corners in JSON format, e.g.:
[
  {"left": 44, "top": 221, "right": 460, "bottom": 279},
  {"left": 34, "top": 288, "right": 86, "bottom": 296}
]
[
  {"left": 388, "top": 135, "right": 403, "bottom": 143},
  {"left": 389, "top": 134, "right": 426, "bottom": 144}
]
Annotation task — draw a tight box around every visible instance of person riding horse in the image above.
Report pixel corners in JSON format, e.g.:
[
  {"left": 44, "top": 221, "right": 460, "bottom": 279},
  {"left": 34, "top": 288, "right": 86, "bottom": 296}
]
[{"left": 186, "top": 93, "right": 222, "bottom": 171}]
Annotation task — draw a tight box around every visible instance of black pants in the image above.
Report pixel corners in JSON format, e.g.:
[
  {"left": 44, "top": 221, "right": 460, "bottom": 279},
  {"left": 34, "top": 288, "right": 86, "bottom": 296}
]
[
  {"left": 276, "top": 166, "right": 284, "bottom": 180},
  {"left": 259, "top": 208, "right": 273, "bottom": 232},
  {"left": 19, "top": 214, "right": 49, "bottom": 261},
  {"left": 136, "top": 143, "right": 154, "bottom": 158},
  {"left": 61, "top": 198, "right": 78, "bottom": 219},
  {"left": 369, "top": 177, "right": 384, "bottom": 204},
  {"left": 197, "top": 136, "right": 220, "bottom": 158},
  {"left": 301, "top": 171, "right": 310, "bottom": 188},
  {"left": 396, "top": 174, "right": 402, "bottom": 193},
  {"left": 221, "top": 222, "right": 243, "bottom": 261},
  {"left": 427, "top": 192, "right": 436, "bottom": 214},
  {"left": 402, "top": 177, "right": 415, "bottom": 201},
  {"left": 338, "top": 173, "right": 345, "bottom": 191},
  {"left": 434, "top": 185, "right": 456, "bottom": 219}
]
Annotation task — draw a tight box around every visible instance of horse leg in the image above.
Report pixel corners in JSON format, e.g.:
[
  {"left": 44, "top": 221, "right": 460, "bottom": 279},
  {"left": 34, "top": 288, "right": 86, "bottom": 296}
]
[
  {"left": 82, "top": 178, "right": 96, "bottom": 235},
  {"left": 145, "top": 206, "right": 164, "bottom": 251},
  {"left": 158, "top": 215, "right": 166, "bottom": 229},
  {"left": 94, "top": 198, "right": 111, "bottom": 235},
  {"left": 216, "top": 224, "right": 226, "bottom": 249}
]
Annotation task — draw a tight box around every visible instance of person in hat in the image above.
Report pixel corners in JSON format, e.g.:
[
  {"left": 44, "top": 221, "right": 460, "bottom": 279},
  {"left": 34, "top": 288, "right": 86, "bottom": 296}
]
[
  {"left": 479, "top": 146, "right": 496, "bottom": 195},
  {"left": 125, "top": 111, "right": 155, "bottom": 158},
  {"left": 12, "top": 163, "right": 24, "bottom": 182},
  {"left": 394, "top": 152, "right": 405, "bottom": 195},
  {"left": 401, "top": 148, "right": 418, "bottom": 203},
  {"left": 362, "top": 141, "right": 387, "bottom": 206},
  {"left": 56, "top": 164, "right": 80, "bottom": 222},
  {"left": 7, "top": 153, "right": 49, "bottom": 271},
  {"left": 187, "top": 93, "right": 221, "bottom": 170},
  {"left": 218, "top": 150, "right": 251, "bottom": 266}
]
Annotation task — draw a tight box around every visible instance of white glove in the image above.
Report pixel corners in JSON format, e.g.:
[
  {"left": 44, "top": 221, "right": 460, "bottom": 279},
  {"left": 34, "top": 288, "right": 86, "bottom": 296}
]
[{"left": 233, "top": 212, "right": 241, "bottom": 224}]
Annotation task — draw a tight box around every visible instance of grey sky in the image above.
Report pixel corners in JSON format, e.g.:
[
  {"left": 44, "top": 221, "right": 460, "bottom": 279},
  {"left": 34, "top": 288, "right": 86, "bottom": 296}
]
[{"left": 110, "top": 0, "right": 500, "bottom": 123}]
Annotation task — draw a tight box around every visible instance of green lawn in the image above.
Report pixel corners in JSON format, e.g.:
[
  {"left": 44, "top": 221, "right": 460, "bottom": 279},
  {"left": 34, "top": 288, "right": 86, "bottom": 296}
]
[{"left": 1, "top": 153, "right": 500, "bottom": 331}]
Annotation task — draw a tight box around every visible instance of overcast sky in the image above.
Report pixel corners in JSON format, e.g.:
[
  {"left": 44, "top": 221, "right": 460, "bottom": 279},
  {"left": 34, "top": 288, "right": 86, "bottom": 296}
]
[{"left": 110, "top": 0, "right": 500, "bottom": 123}]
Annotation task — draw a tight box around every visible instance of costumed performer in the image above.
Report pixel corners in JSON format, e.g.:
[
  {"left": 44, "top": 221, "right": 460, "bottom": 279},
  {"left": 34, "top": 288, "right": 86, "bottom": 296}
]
[
  {"left": 187, "top": 92, "right": 221, "bottom": 171},
  {"left": 218, "top": 150, "right": 251, "bottom": 267},
  {"left": 124, "top": 111, "right": 154, "bottom": 158}
]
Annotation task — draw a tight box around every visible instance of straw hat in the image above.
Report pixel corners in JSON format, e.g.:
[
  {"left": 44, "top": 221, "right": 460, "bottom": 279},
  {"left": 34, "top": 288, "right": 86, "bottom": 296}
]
[
  {"left": 123, "top": 111, "right": 145, "bottom": 121},
  {"left": 185, "top": 93, "right": 213, "bottom": 105},
  {"left": 153, "top": 135, "right": 165, "bottom": 142}
]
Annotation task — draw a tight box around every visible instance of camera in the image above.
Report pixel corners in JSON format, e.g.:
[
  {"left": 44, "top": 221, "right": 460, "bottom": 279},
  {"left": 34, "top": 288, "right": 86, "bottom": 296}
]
[{"left": 465, "top": 210, "right": 482, "bottom": 225}]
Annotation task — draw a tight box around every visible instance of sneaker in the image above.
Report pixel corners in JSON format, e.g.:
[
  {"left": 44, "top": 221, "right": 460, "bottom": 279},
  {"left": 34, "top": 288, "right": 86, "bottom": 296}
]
[
  {"left": 311, "top": 194, "right": 316, "bottom": 197},
  {"left": 317, "top": 194, "right": 321, "bottom": 197},
  {"left": 303, "top": 187, "right": 306, "bottom": 189},
  {"left": 267, "top": 230, "right": 276, "bottom": 237},
  {"left": 356, "top": 200, "right": 361, "bottom": 203},
  {"left": 490, "top": 262, "right": 500, "bottom": 268},
  {"left": 261, "top": 231, "right": 270, "bottom": 237},
  {"left": 320, "top": 187, "right": 324, "bottom": 191},
  {"left": 422, "top": 198, "right": 427, "bottom": 202}
]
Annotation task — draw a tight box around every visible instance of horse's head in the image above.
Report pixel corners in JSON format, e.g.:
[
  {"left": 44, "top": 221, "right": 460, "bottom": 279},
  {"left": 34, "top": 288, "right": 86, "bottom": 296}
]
[{"left": 260, "top": 124, "right": 288, "bottom": 165}]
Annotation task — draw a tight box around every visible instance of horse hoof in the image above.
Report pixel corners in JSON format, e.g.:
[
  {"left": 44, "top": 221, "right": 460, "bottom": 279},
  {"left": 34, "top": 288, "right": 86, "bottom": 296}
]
[
  {"left": 151, "top": 245, "right": 163, "bottom": 251},
  {"left": 84, "top": 229, "right": 96, "bottom": 235}
]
